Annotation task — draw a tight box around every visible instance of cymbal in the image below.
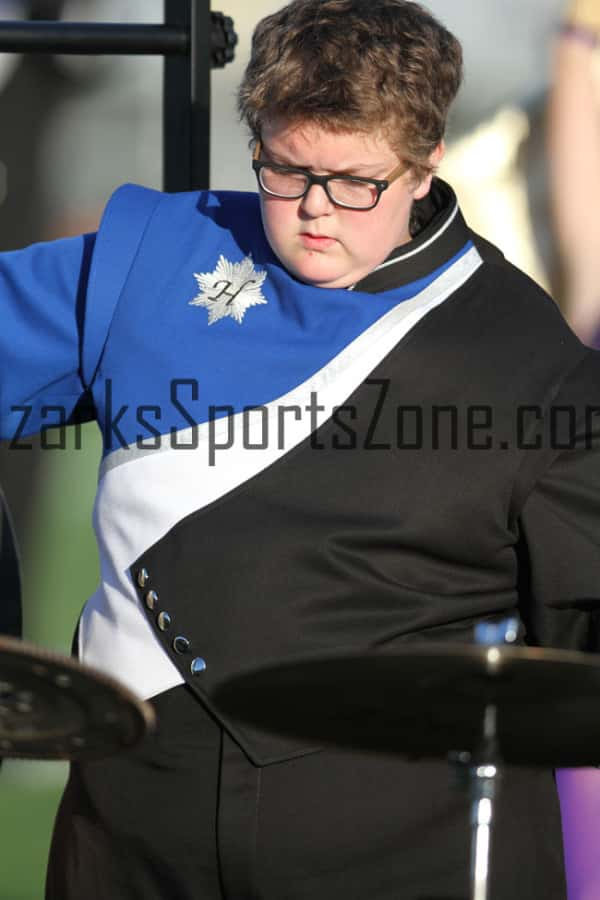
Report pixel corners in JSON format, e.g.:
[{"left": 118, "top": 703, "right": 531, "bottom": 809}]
[
  {"left": 0, "top": 636, "right": 155, "bottom": 760},
  {"left": 213, "top": 644, "right": 600, "bottom": 767}
]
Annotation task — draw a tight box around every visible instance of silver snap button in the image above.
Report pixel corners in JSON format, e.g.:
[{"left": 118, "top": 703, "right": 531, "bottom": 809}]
[
  {"left": 157, "top": 611, "right": 171, "bottom": 632},
  {"left": 136, "top": 568, "right": 149, "bottom": 588},
  {"left": 145, "top": 590, "right": 158, "bottom": 611},
  {"left": 172, "top": 636, "right": 190, "bottom": 655},
  {"left": 190, "top": 657, "right": 207, "bottom": 675}
]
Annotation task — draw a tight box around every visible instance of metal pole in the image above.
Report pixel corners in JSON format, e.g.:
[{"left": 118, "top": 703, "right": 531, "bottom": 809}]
[
  {"left": 190, "top": 0, "right": 212, "bottom": 190},
  {"left": 0, "top": 3, "right": 236, "bottom": 191},
  {"left": 164, "top": 0, "right": 211, "bottom": 192},
  {"left": 0, "top": 22, "right": 188, "bottom": 55},
  {"left": 469, "top": 759, "right": 497, "bottom": 900}
]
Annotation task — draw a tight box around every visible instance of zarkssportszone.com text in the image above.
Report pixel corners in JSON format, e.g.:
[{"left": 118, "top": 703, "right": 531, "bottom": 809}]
[{"left": 6, "top": 378, "right": 599, "bottom": 465}]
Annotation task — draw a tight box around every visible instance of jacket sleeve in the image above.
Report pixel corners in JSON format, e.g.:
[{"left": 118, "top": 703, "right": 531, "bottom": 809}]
[
  {"left": 516, "top": 349, "right": 600, "bottom": 651},
  {"left": 0, "top": 484, "right": 20, "bottom": 638},
  {"left": 0, "top": 182, "right": 163, "bottom": 442},
  {"left": 0, "top": 232, "right": 96, "bottom": 440},
  {"left": 516, "top": 348, "right": 600, "bottom": 900}
]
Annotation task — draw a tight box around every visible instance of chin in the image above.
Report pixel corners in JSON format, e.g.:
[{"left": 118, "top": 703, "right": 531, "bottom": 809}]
[
  {"left": 296, "top": 269, "right": 348, "bottom": 289},
  {"left": 288, "top": 257, "right": 351, "bottom": 289}
]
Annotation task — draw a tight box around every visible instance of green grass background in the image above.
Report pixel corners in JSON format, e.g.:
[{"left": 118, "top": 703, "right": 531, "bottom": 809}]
[{"left": 1, "top": 424, "right": 102, "bottom": 899}]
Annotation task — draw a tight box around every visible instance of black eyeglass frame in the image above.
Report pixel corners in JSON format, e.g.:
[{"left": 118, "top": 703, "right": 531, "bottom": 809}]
[{"left": 251, "top": 141, "right": 408, "bottom": 211}]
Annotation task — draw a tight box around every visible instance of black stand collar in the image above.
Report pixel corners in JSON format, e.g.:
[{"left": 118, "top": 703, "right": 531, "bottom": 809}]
[{"left": 352, "top": 178, "right": 471, "bottom": 294}]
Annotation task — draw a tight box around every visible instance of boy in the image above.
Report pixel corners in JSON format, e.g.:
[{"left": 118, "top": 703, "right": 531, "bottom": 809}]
[{"left": 1, "top": 1, "right": 598, "bottom": 897}]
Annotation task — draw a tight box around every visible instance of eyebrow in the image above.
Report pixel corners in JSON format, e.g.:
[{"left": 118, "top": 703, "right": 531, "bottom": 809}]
[{"left": 262, "top": 145, "right": 386, "bottom": 176}]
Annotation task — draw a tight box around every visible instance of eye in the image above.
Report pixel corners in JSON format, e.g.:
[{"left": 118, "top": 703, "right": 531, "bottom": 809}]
[
  {"left": 327, "top": 178, "right": 379, "bottom": 208},
  {"left": 259, "top": 165, "right": 309, "bottom": 197}
]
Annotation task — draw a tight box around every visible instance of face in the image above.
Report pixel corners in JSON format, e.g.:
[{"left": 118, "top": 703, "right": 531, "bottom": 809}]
[{"left": 257, "top": 118, "right": 443, "bottom": 290}]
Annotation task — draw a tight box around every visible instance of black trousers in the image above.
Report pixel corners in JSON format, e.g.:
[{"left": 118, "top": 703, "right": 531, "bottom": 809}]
[{"left": 46, "top": 685, "right": 566, "bottom": 900}]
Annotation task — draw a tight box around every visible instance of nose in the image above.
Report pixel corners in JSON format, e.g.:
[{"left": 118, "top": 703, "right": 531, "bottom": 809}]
[{"left": 300, "top": 182, "right": 334, "bottom": 217}]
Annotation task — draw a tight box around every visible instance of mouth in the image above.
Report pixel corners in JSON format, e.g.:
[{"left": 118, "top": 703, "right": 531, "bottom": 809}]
[{"left": 300, "top": 233, "right": 337, "bottom": 249}]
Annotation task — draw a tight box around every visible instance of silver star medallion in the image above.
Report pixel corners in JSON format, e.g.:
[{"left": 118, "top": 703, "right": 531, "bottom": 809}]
[{"left": 190, "top": 254, "right": 268, "bottom": 325}]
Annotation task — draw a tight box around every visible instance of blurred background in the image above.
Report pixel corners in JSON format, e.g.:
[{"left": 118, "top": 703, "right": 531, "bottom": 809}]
[{"left": 0, "top": 0, "right": 585, "bottom": 895}]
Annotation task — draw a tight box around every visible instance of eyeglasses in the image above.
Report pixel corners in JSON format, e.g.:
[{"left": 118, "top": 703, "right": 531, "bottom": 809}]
[{"left": 252, "top": 141, "right": 408, "bottom": 211}]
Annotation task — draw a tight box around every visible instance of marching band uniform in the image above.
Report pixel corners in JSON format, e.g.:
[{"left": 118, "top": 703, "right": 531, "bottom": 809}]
[{"left": 1, "top": 178, "right": 599, "bottom": 898}]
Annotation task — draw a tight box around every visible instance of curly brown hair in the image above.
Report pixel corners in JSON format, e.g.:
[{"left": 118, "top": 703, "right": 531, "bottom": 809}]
[{"left": 238, "top": 0, "right": 463, "bottom": 182}]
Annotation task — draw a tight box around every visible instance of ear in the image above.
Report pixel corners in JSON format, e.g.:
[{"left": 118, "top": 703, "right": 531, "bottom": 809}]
[{"left": 412, "top": 141, "right": 445, "bottom": 200}]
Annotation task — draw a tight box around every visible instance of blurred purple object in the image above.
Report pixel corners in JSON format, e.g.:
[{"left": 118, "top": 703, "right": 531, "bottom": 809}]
[{"left": 556, "top": 768, "right": 600, "bottom": 899}]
